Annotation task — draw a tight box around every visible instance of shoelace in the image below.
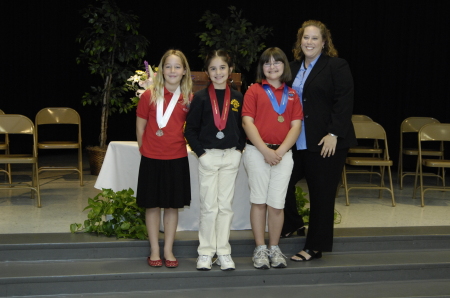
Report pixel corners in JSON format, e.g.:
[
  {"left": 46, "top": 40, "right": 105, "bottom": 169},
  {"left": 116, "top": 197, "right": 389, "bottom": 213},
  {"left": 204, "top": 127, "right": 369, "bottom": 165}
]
[
  {"left": 254, "top": 248, "right": 270, "bottom": 259},
  {"left": 270, "top": 248, "right": 287, "bottom": 259},
  {"left": 197, "top": 255, "right": 212, "bottom": 264},
  {"left": 220, "top": 255, "right": 232, "bottom": 263}
]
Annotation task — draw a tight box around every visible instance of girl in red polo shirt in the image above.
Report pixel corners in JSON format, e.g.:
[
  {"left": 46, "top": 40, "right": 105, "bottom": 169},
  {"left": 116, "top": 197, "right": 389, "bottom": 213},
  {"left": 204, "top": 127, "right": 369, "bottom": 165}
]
[
  {"left": 242, "top": 47, "right": 302, "bottom": 269},
  {"left": 136, "top": 49, "right": 193, "bottom": 268},
  {"left": 185, "top": 50, "right": 245, "bottom": 271}
]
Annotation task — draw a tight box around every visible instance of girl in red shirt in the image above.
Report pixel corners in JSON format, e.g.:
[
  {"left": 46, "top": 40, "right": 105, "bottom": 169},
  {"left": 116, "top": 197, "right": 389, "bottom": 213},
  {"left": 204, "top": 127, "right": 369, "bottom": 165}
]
[
  {"left": 242, "top": 47, "right": 302, "bottom": 269},
  {"left": 136, "top": 49, "right": 192, "bottom": 268}
]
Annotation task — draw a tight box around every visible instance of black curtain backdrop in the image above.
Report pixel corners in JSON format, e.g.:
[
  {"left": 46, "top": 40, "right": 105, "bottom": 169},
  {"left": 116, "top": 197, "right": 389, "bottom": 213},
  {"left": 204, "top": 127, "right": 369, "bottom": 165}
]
[{"left": 1, "top": 0, "right": 449, "bottom": 169}]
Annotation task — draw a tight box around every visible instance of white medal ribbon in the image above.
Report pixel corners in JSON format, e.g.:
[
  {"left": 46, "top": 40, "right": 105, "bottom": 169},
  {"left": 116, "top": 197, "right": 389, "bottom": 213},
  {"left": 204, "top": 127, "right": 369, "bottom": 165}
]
[{"left": 156, "top": 86, "right": 181, "bottom": 130}]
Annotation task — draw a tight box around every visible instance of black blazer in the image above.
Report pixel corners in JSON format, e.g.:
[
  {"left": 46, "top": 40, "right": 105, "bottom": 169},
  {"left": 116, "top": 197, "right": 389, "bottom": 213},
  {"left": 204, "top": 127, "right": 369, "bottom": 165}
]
[{"left": 287, "top": 55, "right": 357, "bottom": 152}]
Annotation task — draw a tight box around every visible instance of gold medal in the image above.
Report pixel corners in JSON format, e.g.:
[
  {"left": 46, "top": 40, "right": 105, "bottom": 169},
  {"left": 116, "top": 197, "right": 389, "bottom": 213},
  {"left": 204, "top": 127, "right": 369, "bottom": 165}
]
[{"left": 278, "top": 115, "right": 284, "bottom": 123}]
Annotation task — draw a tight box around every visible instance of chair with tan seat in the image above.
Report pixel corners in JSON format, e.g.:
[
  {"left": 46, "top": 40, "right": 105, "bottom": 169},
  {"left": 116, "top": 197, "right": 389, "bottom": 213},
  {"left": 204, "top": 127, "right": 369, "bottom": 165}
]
[
  {"left": 413, "top": 123, "right": 450, "bottom": 207},
  {"left": 348, "top": 115, "right": 382, "bottom": 155},
  {"left": 336, "top": 115, "right": 380, "bottom": 197},
  {"left": 398, "top": 117, "right": 443, "bottom": 190},
  {"left": 35, "top": 108, "right": 83, "bottom": 186},
  {"left": 0, "top": 114, "right": 41, "bottom": 207},
  {"left": 0, "top": 109, "right": 12, "bottom": 184},
  {"left": 342, "top": 121, "right": 395, "bottom": 207}
]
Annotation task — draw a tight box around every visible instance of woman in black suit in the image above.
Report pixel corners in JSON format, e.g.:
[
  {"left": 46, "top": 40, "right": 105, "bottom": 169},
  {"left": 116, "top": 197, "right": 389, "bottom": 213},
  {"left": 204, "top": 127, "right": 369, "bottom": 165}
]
[{"left": 283, "top": 20, "right": 357, "bottom": 261}]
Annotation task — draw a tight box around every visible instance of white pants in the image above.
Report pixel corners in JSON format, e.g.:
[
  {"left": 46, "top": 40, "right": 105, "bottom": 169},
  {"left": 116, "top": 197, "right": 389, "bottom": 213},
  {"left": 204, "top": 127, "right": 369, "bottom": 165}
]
[
  {"left": 243, "top": 144, "right": 293, "bottom": 209},
  {"left": 197, "top": 148, "right": 241, "bottom": 256}
]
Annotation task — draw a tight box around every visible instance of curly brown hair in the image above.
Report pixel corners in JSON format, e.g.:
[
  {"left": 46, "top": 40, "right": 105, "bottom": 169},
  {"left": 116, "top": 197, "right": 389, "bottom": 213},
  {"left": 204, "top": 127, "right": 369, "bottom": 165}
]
[{"left": 293, "top": 20, "right": 338, "bottom": 61}]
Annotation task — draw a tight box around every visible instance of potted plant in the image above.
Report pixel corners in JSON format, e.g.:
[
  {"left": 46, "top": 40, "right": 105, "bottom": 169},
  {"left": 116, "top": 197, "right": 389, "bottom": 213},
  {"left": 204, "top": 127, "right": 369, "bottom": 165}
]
[
  {"left": 295, "top": 186, "right": 341, "bottom": 225},
  {"left": 196, "top": 6, "right": 272, "bottom": 89},
  {"left": 76, "top": 0, "right": 149, "bottom": 174},
  {"left": 70, "top": 188, "right": 147, "bottom": 239}
]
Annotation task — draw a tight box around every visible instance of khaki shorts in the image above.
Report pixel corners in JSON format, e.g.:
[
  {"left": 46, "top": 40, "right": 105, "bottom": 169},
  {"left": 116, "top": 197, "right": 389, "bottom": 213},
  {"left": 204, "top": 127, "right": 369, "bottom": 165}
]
[{"left": 243, "top": 144, "right": 293, "bottom": 209}]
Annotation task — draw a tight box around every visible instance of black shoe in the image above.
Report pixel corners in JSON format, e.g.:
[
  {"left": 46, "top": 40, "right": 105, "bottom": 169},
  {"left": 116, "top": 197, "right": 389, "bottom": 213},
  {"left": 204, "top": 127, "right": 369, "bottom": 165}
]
[
  {"left": 290, "top": 249, "right": 322, "bottom": 262},
  {"left": 280, "top": 226, "right": 305, "bottom": 238}
]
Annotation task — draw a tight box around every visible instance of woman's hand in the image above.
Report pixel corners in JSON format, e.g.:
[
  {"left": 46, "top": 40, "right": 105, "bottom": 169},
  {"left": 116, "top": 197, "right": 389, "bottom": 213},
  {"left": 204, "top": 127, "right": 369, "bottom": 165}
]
[{"left": 318, "top": 134, "right": 337, "bottom": 157}]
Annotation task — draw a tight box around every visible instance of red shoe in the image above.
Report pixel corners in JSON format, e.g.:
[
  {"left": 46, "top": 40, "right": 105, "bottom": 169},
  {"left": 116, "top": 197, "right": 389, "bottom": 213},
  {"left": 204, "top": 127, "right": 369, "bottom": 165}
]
[
  {"left": 164, "top": 259, "right": 178, "bottom": 268},
  {"left": 147, "top": 257, "right": 162, "bottom": 267}
]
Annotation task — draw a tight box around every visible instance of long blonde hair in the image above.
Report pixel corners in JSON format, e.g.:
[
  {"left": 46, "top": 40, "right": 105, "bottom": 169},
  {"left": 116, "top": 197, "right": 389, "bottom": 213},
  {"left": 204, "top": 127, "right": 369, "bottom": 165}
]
[
  {"left": 293, "top": 20, "right": 338, "bottom": 61},
  {"left": 149, "top": 50, "right": 192, "bottom": 105}
]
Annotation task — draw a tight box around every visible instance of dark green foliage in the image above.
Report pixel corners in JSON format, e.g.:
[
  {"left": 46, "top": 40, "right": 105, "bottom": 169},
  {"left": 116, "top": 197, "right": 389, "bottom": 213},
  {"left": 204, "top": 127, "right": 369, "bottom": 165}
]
[
  {"left": 197, "top": 6, "right": 272, "bottom": 74},
  {"left": 70, "top": 188, "right": 148, "bottom": 240},
  {"left": 76, "top": 0, "right": 149, "bottom": 148},
  {"left": 295, "top": 186, "right": 341, "bottom": 225}
]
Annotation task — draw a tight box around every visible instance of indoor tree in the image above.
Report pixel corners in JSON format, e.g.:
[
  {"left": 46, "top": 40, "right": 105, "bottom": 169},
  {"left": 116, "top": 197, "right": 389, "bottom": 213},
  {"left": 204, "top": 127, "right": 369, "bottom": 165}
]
[
  {"left": 76, "top": 0, "right": 149, "bottom": 149},
  {"left": 197, "top": 6, "right": 272, "bottom": 87}
]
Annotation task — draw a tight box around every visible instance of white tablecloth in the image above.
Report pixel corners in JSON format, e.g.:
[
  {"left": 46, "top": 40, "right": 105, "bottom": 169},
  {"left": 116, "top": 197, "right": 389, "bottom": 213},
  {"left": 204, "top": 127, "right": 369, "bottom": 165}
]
[{"left": 94, "top": 141, "right": 251, "bottom": 231}]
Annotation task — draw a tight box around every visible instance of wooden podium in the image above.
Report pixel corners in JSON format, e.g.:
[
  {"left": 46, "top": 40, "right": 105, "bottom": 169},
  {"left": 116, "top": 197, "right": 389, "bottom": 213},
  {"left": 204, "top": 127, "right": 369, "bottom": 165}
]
[{"left": 190, "top": 72, "right": 242, "bottom": 93}]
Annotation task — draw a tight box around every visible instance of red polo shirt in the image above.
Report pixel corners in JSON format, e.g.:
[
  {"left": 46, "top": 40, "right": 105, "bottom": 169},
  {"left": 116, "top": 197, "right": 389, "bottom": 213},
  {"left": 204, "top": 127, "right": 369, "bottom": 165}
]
[
  {"left": 242, "top": 80, "right": 303, "bottom": 144},
  {"left": 136, "top": 88, "right": 189, "bottom": 160}
]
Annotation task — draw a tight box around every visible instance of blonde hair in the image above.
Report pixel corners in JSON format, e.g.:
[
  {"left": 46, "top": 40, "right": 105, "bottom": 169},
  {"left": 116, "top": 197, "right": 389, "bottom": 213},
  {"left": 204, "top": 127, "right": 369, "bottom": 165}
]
[
  {"left": 149, "top": 50, "right": 192, "bottom": 105},
  {"left": 293, "top": 20, "right": 338, "bottom": 61}
]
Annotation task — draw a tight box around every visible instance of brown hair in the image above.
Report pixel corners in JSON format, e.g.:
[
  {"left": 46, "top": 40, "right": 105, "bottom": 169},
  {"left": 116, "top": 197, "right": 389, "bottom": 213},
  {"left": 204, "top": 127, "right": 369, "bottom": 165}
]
[
  {"left": 293, "top": 20, "right": 338, "bottom": 61},
  {"left": 255, "top": 47, "right": 291, "bottom": 83},
  {"left": 203, "top": 49, "right": 234, "bottom": 71}
]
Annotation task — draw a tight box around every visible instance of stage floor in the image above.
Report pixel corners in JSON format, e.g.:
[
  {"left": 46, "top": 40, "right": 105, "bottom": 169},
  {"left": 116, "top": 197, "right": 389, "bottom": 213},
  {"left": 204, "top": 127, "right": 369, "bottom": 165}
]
[{"left": 0, "top": 152, "right": 449, "bottom": 234}]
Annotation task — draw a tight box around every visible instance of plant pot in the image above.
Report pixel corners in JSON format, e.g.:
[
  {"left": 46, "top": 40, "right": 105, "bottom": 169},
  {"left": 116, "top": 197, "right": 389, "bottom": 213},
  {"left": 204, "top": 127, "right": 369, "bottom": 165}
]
[{"left": 86, "top": 146, "right": 107, "bottom": 175}]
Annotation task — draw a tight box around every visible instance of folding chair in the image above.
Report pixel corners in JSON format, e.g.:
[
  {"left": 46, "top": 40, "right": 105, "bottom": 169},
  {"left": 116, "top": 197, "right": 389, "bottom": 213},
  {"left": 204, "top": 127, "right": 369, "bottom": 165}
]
[
  {"left": 413, "top": 123, "right": 450, "bottom": 207},
  {"left": 0, "top": 114, "right": 41, "bottom": 207},
  {"left": 0, "top": 109, "right": 11, "bottom": 184},
  {"left": 336, "top": 115, "right": 380, "bottom": 197},
  {"left": 35, "top": 108, "right": 83, "bottom": 186},
  {"left": 342, "top": 121, "right": 395, "bottom": 207},
  {"left": 398, "top": 117, "right": 443, "bottom": 189}
]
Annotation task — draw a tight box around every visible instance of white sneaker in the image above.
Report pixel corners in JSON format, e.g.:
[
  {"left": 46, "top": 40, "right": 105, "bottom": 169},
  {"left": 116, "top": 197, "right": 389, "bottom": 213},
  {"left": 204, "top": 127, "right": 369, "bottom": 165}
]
[
  {"left": 196, "top": 255, "right": 212, "bottom": 270},
  {"left": 216, "top": 254, "right": 235, "bottom": 271},
  {"left": 252, "top": 245, "right": 270, "bottom": 269},
  {"left": 269, "top": 245, "right": 287, "bottom": 268}
]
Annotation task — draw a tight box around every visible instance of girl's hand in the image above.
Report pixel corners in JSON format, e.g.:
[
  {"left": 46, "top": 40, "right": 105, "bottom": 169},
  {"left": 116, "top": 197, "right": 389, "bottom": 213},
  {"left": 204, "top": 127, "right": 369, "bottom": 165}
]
[
  {"left": 263, "top": 148, "right": 282, "bottom": 165},
  {"left": 318, "top": 134, "right": 337, "bottom": 157},
  {"left": 275, "top": 148, "right": 287, "bottom": 158}
]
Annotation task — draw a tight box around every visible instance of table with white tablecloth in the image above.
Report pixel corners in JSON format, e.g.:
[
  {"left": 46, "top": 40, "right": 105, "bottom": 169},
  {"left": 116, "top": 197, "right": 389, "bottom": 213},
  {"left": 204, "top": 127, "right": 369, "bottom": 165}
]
[{"left": 94, "top": 141, "right": 251, "bottom": 231}]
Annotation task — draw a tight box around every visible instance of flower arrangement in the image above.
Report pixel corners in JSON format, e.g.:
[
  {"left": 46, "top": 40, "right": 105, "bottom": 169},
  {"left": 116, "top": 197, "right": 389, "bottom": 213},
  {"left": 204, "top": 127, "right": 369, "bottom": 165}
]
[{"left": 127, "top": 61, "right": 157, "bottom": 107}]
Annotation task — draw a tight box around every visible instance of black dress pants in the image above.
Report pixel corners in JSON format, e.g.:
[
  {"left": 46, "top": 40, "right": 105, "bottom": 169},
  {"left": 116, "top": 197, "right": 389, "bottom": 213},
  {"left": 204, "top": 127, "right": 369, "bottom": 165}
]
[{"left": 283, "top": 147, "right": 348, "bottom": 252}]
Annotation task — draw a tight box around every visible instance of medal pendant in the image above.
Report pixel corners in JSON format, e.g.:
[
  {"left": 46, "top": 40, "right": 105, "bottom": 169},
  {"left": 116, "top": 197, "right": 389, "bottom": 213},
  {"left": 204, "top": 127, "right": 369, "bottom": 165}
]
[
  {"left": 278, "top": 115, "right": 284, "bottom": 123},
  {"left": 216, "top": 131, "right": 225, "bottom": 139},
  {"left": 156, "top": 129, "right": 164, "bottom": 137}
]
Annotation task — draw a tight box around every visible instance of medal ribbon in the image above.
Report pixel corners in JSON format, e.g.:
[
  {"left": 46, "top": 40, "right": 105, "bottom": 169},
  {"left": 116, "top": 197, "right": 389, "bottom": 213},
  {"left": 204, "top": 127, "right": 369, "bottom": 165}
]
[
  {"left": 208, "top": 83, "right": 230, "bottom": 131},
  {"left": 156, "top": 86, "right": 181, "bottom": 130},
  {"left": 263, "top": 84, "right": 288, "bottom": 116}
]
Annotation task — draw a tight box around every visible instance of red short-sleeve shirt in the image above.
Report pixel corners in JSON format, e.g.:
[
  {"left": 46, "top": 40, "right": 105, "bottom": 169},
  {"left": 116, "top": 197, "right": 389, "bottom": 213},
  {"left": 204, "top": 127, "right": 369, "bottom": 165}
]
[
  {"left": 136, "top": 88, "right": 189, "bottom": 160},
  {"left": 242, "top": 80, "right": 303, "bottom": 144}
]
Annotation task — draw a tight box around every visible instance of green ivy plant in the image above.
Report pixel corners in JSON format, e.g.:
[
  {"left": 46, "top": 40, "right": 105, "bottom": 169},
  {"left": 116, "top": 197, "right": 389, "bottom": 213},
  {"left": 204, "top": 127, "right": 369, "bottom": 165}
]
[
  {"left": 197, "top": 5, "right": 272, "bottom": 86},
  {"left": 295, "top": 186, "right": 341, "bottom": 225},
  {"left": 70, "top": 188, "right": 147, "bottom": 240}
]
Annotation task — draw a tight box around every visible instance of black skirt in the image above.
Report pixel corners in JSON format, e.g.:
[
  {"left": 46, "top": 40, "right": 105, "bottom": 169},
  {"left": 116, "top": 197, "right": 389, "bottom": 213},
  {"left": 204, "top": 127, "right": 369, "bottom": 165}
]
[{"left": 136, "top": 156, "right": 191, "bottom": 208}]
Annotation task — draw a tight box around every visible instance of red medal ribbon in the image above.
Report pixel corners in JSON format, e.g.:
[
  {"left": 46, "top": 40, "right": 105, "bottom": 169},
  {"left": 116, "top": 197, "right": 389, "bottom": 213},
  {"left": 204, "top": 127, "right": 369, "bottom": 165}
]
[{"left": 208, "top": 83, "right": 230, "bottom": 132}]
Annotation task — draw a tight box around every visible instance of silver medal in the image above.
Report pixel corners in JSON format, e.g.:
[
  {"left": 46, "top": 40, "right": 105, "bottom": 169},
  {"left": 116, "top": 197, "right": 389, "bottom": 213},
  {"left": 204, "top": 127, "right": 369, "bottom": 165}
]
[
  {"left": 216, "top": 131, "right": 225, "bottom": 139},
  {"left": 156, "top": 129, "right": 164, "bottom": 137}
]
